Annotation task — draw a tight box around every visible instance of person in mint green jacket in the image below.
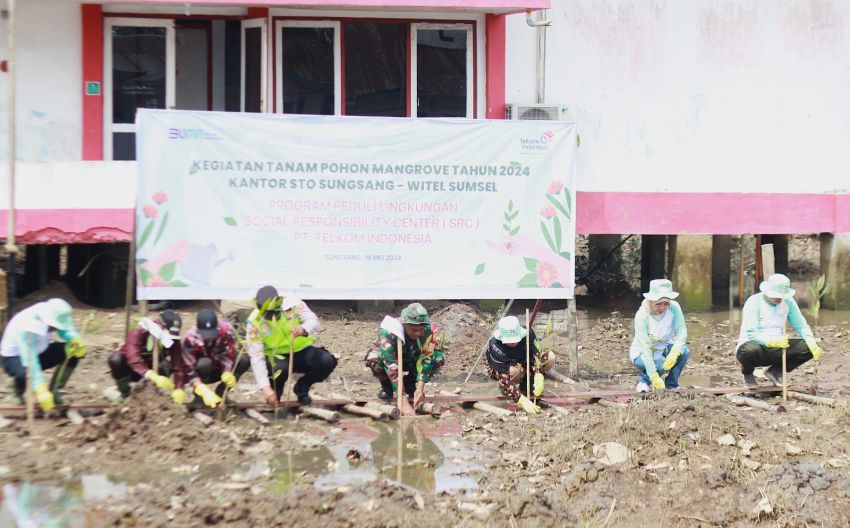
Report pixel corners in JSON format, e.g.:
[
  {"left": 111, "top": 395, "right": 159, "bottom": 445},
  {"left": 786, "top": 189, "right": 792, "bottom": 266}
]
[
  {"left": 736, "top": 273, "right": 823, "bottom": 387},
  {"left": 629, "top": 279, "right": 690, "bottom": 392}
]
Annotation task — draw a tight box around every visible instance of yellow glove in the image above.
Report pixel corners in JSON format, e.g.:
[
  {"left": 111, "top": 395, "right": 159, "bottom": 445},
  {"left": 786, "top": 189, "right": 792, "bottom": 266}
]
[
  {"left": 65, "top": 338, "right": 86, "bottom": 358},
  {"left": 662, "top": 346, "right": 681, "bottom": 371},
  {"left": 194, "top": 383, "right": 222, "bottom": 408},
  {"left": 517, "top": 395, "right": 541, "bottom": 414},
  {"left": 220, "top": 371, "right": 237, "bottom": 389},
  {"left": 171, "top": 388, "right": 187, "bottom": 405},
  {"left": 649, "top": 373, "right": 665, "bottom": 390},
  {"left": 34, "top": 382, "right": 55, "bottom": 412},
  {"left": 532, "top": 372, "right": 545, "bottom": 397},
  {"left": 765, "top": 336, "right": 790, "bottom": 349},
  {"left": 145, "top": 370, "right": 174, "bottom": 391},
  {"left": 806, "top": 338, "right": 823, "bottom": 361}
]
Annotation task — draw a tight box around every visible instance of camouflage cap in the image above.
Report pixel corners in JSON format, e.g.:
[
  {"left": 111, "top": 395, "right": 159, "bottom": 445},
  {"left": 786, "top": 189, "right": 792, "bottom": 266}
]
[{"left": 400, "top": 303, "right": 430, "bottom": 325}]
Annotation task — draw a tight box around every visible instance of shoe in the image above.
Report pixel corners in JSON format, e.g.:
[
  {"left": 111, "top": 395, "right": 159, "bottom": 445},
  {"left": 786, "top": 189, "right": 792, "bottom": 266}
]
[
  {"left": 377, "top": 388, "right": 393, "bottom": 400},
  {"left": 297, "top": 392, "right": 312, "bottom": 406},
  {"left": 763, "top": 367, "right": 783, "bottom": 387},
  {"left": 635, "top": 381, "right": 650, "bottom": 393},
  {"left": 742, "top": 374, "right": 759, "bottom": 388}
]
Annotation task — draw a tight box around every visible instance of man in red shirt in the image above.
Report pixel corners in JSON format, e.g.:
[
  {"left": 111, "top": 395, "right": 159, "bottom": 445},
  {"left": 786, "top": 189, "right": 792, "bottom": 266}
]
[
  {"left": 108, "top": 310, "right": 183, "bottom": 400},
  {"left": 174, "top": 309, "right": 249, "bottom": 408}
]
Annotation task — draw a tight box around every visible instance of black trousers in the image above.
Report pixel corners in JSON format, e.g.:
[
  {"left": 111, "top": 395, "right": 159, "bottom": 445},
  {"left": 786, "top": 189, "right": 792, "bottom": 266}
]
[
  {"left": 736, "top": 339, "right": 813, "bottom": 375},
  {"left": 196, "top": 355, "right": 251, "bottom": 395},
  {"left": 269, "top": 346, "right": 337, "bottom": 399},
  {"left": 2, "top": 342, "right": 79, "bottom": 395},
  {"left": 107, "top": 352, "right": 172, "bottom": 381}
]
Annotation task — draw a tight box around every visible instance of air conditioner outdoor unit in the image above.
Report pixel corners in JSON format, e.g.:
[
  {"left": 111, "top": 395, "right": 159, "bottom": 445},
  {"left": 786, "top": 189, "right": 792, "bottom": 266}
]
[{"left": 505, "top": 103, "right": 574, "bottom": 121}]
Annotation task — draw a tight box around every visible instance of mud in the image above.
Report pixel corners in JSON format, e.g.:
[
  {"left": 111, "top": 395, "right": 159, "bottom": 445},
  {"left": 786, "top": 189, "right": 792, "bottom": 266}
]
[{"left": 2, "top": 291, "right": 850, "bottom": 527}]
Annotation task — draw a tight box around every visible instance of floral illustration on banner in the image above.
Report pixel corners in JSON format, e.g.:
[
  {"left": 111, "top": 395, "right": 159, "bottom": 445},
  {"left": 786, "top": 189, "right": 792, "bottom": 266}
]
[
  {"left": 479, "top": 180, "right": 573, "bottom": 288},
  {"left": 136, "top": 191, "right": 189, "bottom": 287}
]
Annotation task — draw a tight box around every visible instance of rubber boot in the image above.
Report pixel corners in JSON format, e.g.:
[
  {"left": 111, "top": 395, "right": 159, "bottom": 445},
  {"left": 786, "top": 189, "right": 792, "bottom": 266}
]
[
  {"left": 377, "top": 379, "right": 393, "bottom": 401},
  {"left": 115, "top": 376, "right": 133, "bottom": 399},
  {"left": 214, "top": 382, "right": 236, "bottom": 405},
  {"left": 50, "top": 364, "right": 76, "bottom": 405},
  {"left": 9, "top": 381, "right": 23, "bottom": 405},
  {"left": 293, "top": 378, "right": 312, "bottom": 406}
]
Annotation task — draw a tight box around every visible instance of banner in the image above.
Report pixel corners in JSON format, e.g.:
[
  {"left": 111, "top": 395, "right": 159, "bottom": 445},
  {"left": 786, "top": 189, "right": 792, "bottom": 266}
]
[{"left": 135, "top": 110, "right": 576, "bottom": 300}]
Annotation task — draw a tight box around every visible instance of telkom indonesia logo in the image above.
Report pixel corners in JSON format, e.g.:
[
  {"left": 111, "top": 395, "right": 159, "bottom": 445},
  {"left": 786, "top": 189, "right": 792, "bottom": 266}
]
[
  {"left": 168, "top": 128, "right": 222, "bottom": 140},
  {"left": 541, "top": 130, "right": 554, "bottom": 144}
]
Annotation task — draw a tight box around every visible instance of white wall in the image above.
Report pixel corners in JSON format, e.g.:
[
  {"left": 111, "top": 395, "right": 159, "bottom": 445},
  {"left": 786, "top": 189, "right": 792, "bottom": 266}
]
[
  {"left": 506, "top": 0, "right": 850, "bottom": 193},
  {"left": 0, "top": 1, "right": 82, "bottom": 161}
]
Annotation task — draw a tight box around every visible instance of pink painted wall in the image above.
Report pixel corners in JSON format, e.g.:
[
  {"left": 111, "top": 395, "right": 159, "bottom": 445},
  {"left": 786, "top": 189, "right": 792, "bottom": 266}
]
[{"left": 3, "top": 193, "right": 848, "bottom": 244}]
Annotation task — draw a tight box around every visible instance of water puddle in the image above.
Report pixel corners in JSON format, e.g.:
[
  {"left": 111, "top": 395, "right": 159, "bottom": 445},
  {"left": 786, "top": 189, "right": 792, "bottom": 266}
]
[
  {"left": 267, "top": 419, "right": 483, "bottom": 495},
  {"left": 0, "top": 475, "right": 126, "bottom": 527}
]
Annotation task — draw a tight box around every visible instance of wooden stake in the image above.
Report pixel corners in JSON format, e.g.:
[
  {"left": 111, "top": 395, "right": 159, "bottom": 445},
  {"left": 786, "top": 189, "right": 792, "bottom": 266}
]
[
  {"left": 738, "top": 236, "right": 746, "bottom": 309},
  {"left": 396, "top": 420, "right": 403, "bottom": 482},
  {"left": 283, "top": 333, "right": 296, "bottom": 416},
  {"left": 525, "top": 308, "right": 531, "bottom": 401},
  {"left": 788, "top": 391, "right": 846, "bottom": 408},
  {"left": 782, "top": 348, "right": 787, "bottom": 403},
  {"left": 396, "top": 337, "right": 404, "bottom": 413},
  {"left": 152, "top": 335, "right": 160, "bottom": 374},
  {"left": 567, "top": 299, "right": 579, "bottom": 380},
  {"left": 123, "top": 207, "right": 137, "bottom": 340}
]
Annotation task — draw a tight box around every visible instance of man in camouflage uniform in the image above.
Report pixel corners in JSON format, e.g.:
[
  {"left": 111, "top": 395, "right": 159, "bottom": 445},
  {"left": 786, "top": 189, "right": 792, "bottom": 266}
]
[{"left": 365, "top": 303, "right": 445, "bottom": 416}]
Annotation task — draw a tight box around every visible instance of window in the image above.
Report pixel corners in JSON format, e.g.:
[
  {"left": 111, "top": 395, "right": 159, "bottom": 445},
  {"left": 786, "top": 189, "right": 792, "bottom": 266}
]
[{"left": 275, "top": 19, "right": 473, "bottom": 118}]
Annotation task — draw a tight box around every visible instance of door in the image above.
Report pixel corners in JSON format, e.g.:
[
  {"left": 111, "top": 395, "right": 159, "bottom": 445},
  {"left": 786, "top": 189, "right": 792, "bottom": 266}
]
[
  {"left": 241, "top": 18, "right": 267, "bottom": 112},
  {"left": 104, "top": 18, "right": 175, "bottom": 160}
]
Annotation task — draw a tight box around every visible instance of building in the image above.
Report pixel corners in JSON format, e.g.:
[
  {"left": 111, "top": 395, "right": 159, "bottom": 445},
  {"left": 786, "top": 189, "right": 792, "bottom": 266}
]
[{"left": 1, "top": 0, "right": 849, "bottom": 308}]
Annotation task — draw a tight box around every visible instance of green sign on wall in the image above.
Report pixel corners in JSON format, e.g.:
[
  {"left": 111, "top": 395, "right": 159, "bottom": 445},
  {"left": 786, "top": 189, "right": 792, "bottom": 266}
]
[{"left": 85, "top": 81, "right": 101, "bottom": 96}]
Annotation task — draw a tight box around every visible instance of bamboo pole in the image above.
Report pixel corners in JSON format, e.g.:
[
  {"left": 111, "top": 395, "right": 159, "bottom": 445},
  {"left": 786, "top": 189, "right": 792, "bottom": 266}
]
[
  {"left": 782, "top": 349, "right": 787, "bottom": 403},
  {"left": 364, "top": 401, "right": 401, "bottom": 419},
  {"left": 525, "top": 308, "right": 531, "bottom": 401},
  {"left": 725, "top": 394, "right": 786, "bottom": 413},
  {"left": 567, "top": 299, "right": 579, "bottom": 380},
  {"left": 438, "top": 390, "right": 512, "bottom": 416},
  {"left": 788, "top": 391, "right": 846, "bottom": 408},
  {"left": 396, "top": 337, "right": 404, "bottom": 413},
  {"left": 738, "top": 236, "right": 746, "bottom": 309},
  {"left": 282, "top": 333, "right": 296, "bottom": 416},
  {"left": 327, "top": 393, "right": 388, "bottom": 420},
  {"left": 299, "top": 406, "right": 340, "bottom": 423},
  {"left": 123, "top": 209, "right": 137, "bottom": 339}
]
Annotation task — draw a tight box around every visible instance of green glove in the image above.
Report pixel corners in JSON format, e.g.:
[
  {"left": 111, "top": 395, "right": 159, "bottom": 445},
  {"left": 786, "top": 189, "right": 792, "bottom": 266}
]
[
  {"left": 806, "top": 338, "right": 823, "bottom": 361},
  {"left": 65, "top": 337, "right": 86, "bottom": 358},
  {"left": 194, "top": 383, "right": 222, "bottom": 408},
  {"left": 517, "top": 395, "right": 541, "bottom": 414},
  {"left": 220, "top": 371, "right": 237, "bottom": 389},
  {"left": 34, "top": 382, "right": 55, "bottom": 412},
  {"left": 650, "top": 373, "right": 665, "bottom": 390},
  {"left": 532, "top": 372, "right": 545, "bottom": 397},
  {"left": 765, "top": 336, "right": 789, "bottom": 349},
  {"left": 662, "top": 346, "right": 681, "bottom": 371},
  {"left": 145, "top": 370, "right": 174, "bottom": 391},
  {"left": 171, "top": 388, "right": 187, "bottom": 405}
]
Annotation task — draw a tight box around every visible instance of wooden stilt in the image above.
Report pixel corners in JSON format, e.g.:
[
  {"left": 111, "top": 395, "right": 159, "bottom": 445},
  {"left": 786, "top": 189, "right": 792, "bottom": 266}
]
[{"left": 567, "top": 299, "right": 579, "bottom": 380}]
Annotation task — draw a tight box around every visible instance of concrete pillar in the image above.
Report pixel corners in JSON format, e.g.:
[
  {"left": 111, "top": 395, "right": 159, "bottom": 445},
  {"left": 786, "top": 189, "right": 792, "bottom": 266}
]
[
  {"left": 641, "top": 235, "right": 667, "bottom": 293},
  {"left": 821, "top": 233, "right": 850, "bottom": 309},
  {"left": 670, "top": 235, "right": 713, "bottom": 312},
  {"left": 760, "top": 235, "right": 789, "bottom": 276},
  {"left": 711, "top": 235, "right": 732, "bottom": 310}
]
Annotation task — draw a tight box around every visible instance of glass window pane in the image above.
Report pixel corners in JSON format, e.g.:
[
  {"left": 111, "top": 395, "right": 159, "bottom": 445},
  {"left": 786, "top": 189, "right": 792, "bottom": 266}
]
[
  {"left": 281, "top": 27, "right": 335, "bottom": 115},
  {"left": 244, "top": 27, "right": 262, "bottom": 112},
  {"left": 417, "top": 29, "right": 467, "bottom": 118},
  {"left": 112, "top": 27, "right": 167, "bottom": 124},
  {"left": 344, "top": 22, "right": 406, "bottom": 117},
  {"left": 113, "top": 132, "right": 136, "bottom": 161}
]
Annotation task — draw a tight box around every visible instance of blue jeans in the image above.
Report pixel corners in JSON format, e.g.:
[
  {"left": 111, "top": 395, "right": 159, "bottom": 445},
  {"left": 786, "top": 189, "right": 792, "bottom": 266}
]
[{"left": 633, "top": 344, "right": 691, "bottom": 389}]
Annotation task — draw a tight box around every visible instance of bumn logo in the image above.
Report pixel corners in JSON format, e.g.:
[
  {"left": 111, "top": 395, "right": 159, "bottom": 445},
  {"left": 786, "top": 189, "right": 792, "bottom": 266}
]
[{"left": 168, "top": 128, "right": 221, "bottom": 140}]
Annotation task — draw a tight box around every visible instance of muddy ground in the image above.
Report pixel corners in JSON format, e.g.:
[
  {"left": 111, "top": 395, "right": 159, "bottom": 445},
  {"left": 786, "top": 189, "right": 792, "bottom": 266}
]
[{"left": 2, "top": 283, "right": 850, "bottom": 527}]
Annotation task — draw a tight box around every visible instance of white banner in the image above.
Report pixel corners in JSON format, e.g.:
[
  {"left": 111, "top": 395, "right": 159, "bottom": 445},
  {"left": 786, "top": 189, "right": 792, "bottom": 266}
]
[{"left": 135, "top": 110, "right": 576, "bottom": 300}]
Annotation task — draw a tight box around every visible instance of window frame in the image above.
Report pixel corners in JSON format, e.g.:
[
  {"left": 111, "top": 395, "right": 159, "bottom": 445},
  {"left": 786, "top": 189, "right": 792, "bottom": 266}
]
[
  {"left": 410, "top": 23, "right": 474, "bottom": 119},
  {"left": 274, "top": 19, "right": 342, "bottom": 116},
  {"left": 272, "top": 17, "right": 476, "bottom": 118}
]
